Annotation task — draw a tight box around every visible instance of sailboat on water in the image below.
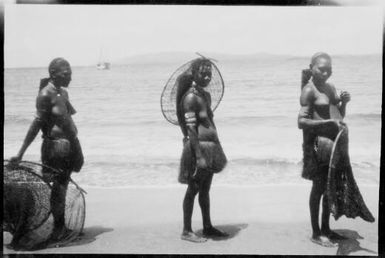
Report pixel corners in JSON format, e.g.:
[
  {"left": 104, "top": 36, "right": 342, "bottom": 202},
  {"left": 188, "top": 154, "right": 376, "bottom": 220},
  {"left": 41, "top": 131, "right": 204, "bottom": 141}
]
[
  {"left": 96, "top": 48, "right": 111, "bottom": 70},
  {"left": 97, "top": 61, "right": 111, "bottom": 70}
]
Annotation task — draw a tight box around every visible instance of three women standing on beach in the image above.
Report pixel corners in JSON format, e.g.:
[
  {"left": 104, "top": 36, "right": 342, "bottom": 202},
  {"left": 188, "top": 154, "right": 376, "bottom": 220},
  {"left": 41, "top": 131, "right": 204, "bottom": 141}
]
[{"left": 6, "top": 53, "right": 374, "bottom": 250}]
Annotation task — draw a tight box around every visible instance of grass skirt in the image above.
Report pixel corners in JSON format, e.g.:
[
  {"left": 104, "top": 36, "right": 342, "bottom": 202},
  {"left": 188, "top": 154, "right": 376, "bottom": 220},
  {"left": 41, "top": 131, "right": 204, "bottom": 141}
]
[
  {"left": 178, "top": 140, "right": 227, "bottom": 184},
  {"left": 41, "top": 137, "right": 84, "bottom": 176},
  {"left": 301, "top": 136, "right": 334, "bottom": 180}
]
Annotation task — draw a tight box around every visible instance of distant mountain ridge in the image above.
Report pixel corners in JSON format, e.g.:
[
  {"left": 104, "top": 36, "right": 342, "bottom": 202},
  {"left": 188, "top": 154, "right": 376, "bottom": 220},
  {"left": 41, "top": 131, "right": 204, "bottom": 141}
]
[
  {"left": 4, "top": 52, "right": 380, "bottom": 69},
  {"left": 113, "top": 52, "right": 380, "bottom": 65},
  {"left": 114, "top": 52, "right": 294, "bottom": 65}
]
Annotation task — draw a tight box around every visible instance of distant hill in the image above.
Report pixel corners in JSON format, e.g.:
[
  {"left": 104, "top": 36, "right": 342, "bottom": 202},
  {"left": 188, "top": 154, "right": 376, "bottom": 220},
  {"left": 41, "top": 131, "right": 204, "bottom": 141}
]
[
  {"left": 115, "top": 52, "right": 193, "bottom": 65},
  {"left": 113, "top": 52, "right": 297, "bottom": 65},
  {"left": 113, "top": 52, "right": 380, "bottom": 66}
]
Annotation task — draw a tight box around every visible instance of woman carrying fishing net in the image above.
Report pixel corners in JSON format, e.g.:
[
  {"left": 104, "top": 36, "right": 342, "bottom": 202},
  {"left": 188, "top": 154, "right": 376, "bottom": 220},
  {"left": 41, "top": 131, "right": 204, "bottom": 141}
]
[
  {"left": 7, "top": 57, "right": 84, "bottom": 250},
  {"left": 297, "top": 52, "right": 374, "bottom": 247},
  {"left": 161, "top": 55, "right": 228, "bottom": 242}
]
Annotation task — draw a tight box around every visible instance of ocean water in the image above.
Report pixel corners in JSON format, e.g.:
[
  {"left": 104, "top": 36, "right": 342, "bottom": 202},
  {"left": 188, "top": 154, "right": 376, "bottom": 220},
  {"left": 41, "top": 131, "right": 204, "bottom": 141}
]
[{"left": 4, "top": 55, "right": 382, "bottom": 187}]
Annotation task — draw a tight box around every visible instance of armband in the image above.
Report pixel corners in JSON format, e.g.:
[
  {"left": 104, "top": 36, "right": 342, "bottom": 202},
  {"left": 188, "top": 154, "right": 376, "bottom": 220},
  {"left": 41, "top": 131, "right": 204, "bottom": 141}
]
[{"left": 184, "top": 112, "right": 196, "bottom": 127}]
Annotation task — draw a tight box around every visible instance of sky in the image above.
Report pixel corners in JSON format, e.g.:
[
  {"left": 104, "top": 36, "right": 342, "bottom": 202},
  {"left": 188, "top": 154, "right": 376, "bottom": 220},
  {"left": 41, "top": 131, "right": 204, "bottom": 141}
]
[{"left": 4, "top": 4, "right": 383, "bottom": 68}]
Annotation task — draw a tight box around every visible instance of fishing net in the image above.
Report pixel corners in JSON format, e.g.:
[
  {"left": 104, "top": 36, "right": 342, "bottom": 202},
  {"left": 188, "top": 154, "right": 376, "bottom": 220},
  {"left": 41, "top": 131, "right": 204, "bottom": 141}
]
[
  {"left": 3, "top": 160, "right": 86, "bottom": 250},
  {"left": 326, "top": 129, "right": 375, "bottom": 222},
  {"left": 161, "top": 57, "right": 225, "bottom": 125}
]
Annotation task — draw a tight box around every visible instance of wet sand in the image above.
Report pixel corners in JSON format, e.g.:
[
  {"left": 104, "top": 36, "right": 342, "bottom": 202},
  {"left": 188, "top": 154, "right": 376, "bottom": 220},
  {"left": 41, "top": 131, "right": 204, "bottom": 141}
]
[{"left": 3, "top": 184, "right": 378, "bottom": 255}]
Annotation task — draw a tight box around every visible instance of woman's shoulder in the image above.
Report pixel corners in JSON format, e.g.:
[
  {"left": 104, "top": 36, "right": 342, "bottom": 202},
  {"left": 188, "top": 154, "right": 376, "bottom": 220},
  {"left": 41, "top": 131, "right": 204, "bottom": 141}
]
[
  {"left": 301, "top": 82, "right": 316, "bottom": 95},
  {"left": 177, "top": 72, "right": 193, "bottom": 85},
  {"left": 300, "top": 82, "right": 317, "bottom": 105},
  {"left": 39, "top": 82, "right": 55, "bottom": 97},
  {"left": 60, "top": 87, "right": 69, "bottom": 98}
]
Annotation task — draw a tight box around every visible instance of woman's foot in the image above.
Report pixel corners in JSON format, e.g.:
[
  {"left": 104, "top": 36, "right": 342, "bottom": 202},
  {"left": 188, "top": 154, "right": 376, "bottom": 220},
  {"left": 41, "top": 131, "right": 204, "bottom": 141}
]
[
  {"left": 181, "top": 231, "right": 207, "bottom": 243},
  {"left": 310, "top": 235, "right": 337, "bottom": 247},
  {"left": 50, "top": 226, "right": 74, "bottom": 241},
  {"left": 6, "top": 241, "right": 23, "bottom": 251},
  {"left": 321, "top": 229, "right": 347, "bottom": 240},
  {"left": 203, "top": 226, "right": 229, "bottom": 238}
]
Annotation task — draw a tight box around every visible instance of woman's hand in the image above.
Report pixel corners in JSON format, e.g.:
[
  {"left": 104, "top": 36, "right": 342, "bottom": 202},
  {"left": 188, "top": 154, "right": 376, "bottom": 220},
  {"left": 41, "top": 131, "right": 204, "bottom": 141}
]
[
  {"left": 196, "top": 157, "right": 208, "bottom": 169},
  {"left": 329, "top": 119, "right": 346, "bottom": 133},
  {"left": 9, "top": 154, "right": 22, "bottom": 165},
  {"left": 340, "top": 91, "right": 351, "bottom": 104}
]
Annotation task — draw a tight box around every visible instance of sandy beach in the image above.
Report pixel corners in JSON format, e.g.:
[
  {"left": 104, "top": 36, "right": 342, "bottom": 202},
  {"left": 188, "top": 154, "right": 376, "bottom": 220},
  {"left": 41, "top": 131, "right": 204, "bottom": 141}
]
[
  {"left": 3, "top": 3, "right": 382, "bottom": 257},
  {"left": 3, "top": 184, "right": 378, "bottom": 255}
]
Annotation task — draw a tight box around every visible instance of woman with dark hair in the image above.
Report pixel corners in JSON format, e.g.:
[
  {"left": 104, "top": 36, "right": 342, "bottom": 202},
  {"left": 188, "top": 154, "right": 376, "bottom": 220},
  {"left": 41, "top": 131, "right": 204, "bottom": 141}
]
[
  {"left": 175, "top": 58, "right": 228, "bottom": 243},
  {"left": 10, "top": 57, "right": 84, "bottom": 243},
  {"left": 298, "top": 52, "right": 374, "bottom": 247}
]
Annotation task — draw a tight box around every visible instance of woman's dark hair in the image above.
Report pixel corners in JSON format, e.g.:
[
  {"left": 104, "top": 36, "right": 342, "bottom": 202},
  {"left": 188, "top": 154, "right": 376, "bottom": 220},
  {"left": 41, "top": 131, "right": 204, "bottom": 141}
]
[
  {"left": 175, "top": 58, "right": 211, "bottom": 136},
  {"left": 191, "top": 58, "right": 211, "bottom": 78},
  {"left": 301, "top": 52, "right": 332, "bottom": 88},
  {"left": 301, "top": 69, "right": 313, "bottom": 88},
  {"left": 39, "top": 57, "right": 71, "bottom": 91},
  {"left": 48, "top": 57, "right": 70, "bottom": 77},
  {"left": 39, "top": 77, "right": 51, "bottom": 91}
]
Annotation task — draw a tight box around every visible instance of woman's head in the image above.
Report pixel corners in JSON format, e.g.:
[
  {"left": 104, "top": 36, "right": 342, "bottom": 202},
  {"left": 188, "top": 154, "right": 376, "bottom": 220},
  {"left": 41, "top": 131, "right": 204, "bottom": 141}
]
[
  {"left": 309, "top": 52, "right": 332, "bottom": 84},
  {"left": 191, "top": 58, "right": 212, "bottom": 87},
  {"left": 48, "top": 57, "right": 72, "bottom": 87}
]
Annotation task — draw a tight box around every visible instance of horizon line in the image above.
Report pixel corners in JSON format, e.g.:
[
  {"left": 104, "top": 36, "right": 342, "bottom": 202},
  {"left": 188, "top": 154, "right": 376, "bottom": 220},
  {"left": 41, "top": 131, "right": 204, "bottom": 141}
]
[{"left": 4, "top": 52, "right": 382, "bottom": 69}]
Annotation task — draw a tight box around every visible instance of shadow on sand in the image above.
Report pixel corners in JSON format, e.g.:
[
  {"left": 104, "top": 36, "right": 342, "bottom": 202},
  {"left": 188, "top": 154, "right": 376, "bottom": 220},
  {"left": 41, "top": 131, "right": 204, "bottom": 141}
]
[
  {"left": 195, "top": 223, "right": 248, "bottom": 241},
  {"left": 62, "top": 226, "right": 114, "bottom": 248},
  {"left": 333, "top": 229, "right": 377, "bottom": 256},
  {"left": 3, "top": 226, "right": 113, "bottom": 252}
]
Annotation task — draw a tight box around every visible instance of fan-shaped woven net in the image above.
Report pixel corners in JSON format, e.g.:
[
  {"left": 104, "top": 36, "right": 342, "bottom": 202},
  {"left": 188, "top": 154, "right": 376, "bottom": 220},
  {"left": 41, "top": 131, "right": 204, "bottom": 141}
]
[
  {"left": 3, "top": 160, "right": 86, "bottom": 250},
  {"left": 326, "top": 131, "right": 375, "bottom": 222},
  {"left": 161, "top": 58, "right": 224, "bottom": 125}
]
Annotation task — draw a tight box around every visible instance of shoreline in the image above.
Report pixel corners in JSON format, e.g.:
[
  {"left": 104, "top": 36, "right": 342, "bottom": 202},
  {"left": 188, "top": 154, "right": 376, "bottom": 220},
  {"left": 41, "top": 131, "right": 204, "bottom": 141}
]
[
  {"left": 3, "top": 184, "right": 378, "bottom": 255},
  {"left": 70, "top": 182, "right": 379, "bottom": 189}
]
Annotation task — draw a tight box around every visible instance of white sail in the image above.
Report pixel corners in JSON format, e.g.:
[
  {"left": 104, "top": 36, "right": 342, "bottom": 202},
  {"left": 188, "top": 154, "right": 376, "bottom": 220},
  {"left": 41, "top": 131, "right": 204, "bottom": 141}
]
[{"left": 97, "top": 48, "right": 111, "bottom": 70}]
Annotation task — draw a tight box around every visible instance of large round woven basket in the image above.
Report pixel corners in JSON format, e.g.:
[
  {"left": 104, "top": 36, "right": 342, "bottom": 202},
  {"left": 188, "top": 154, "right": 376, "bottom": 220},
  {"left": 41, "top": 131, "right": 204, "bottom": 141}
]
[{"left": 3, "top": 160, "right": 86, "bottom": 250}]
